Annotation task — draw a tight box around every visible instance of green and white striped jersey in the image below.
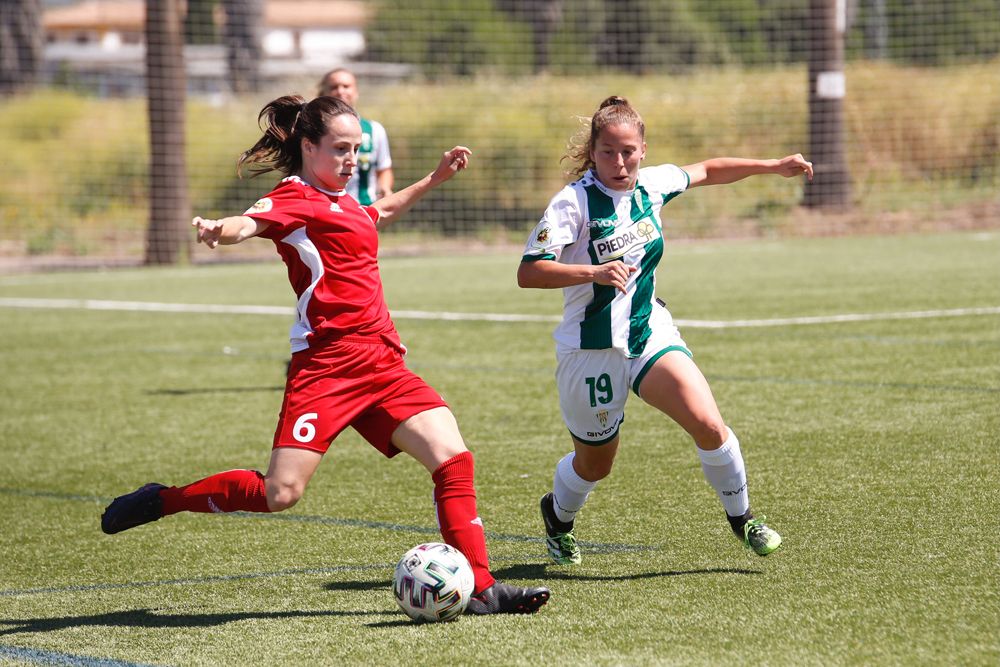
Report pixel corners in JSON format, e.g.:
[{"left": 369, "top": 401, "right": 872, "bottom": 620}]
[
  {"left": 522, "top": 164, "right": 689, "bottom": 357},
  {"left": 348, "top": 118, "right": 392, "bottom": 205}
]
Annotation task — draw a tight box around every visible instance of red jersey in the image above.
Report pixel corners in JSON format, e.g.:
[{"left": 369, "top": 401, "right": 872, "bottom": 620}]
[{"left": 245, "top": 176, "right": 400, "bottom": 352}]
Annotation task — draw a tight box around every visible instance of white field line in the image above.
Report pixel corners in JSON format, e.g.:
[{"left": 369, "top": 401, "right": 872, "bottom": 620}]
[
  {"left": 0, "top": 297, "right": 295, "bottom": 316},
  {"left": 2, "top": 297, "right": 1000, "bottom": 328}
]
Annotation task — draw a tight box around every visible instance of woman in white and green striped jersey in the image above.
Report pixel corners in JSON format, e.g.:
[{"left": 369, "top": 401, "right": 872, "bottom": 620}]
[
  {"left": 518, "top": 96, "right": 813, "bottom": 564},
  {"left": 319, "top": 68, "right": 394, "bottom": 204}
]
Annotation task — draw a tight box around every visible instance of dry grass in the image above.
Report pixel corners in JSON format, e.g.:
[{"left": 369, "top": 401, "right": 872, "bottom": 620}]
[{"left": 0, "top": 61, "right": 996, "bottom": 263}]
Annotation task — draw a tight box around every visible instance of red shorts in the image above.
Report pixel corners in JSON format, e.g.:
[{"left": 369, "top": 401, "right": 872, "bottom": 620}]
[{"left": 273, "top": 335, "right": 448, "bottom": 458}]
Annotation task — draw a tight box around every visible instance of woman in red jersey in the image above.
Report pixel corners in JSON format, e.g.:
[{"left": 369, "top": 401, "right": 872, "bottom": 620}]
[{"left": 101, "top": 94, "right": 549, "bottom": 616}]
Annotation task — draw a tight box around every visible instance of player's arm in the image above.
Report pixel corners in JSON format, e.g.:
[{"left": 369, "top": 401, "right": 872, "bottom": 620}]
[
  {"left": 372, "top": 147, "right": 470, "bottom": 230},
  {"left": 517, "top": 258, "right": 636, "bottom": 294},
  {"left": 192, "top": 215, "right": 271, "bottom": 249},
  {"left": 682, "top": 154, "right": 813, "bottom": 188},
  {"left": 376, "top": 167, "right": 394, "bottom": 199}
]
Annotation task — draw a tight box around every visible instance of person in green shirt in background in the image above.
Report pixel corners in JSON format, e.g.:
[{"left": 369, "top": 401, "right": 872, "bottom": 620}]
[{"left": 318, "top": 67, "right": 394, "bottom": 204}]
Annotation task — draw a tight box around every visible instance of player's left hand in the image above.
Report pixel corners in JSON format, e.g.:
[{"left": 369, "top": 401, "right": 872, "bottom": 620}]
[
  {"left": 432, "top": 146, "right": 472, "bottom": 183},
  {"left": 775, "top": 154, "right": 814, "bottom": 180}
]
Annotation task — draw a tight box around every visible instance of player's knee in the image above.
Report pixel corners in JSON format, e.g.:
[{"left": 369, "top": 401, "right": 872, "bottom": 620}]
[
  {"left": 571, "top": 441, "right": 618, "bottom": 481},
  {"left": 689, "top": 418, "right": 728, "bottom": 450},
  {"left": 265, "top": 479, "right": 304, "bottom": 512},
  {"left": 575, "top": 458, "right": 614, "bottom": 481}
]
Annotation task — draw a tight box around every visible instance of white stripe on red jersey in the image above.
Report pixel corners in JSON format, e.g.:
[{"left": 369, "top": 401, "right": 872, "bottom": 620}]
[{"left": 246, "top": 176, "right": 400, "bottom": 352}]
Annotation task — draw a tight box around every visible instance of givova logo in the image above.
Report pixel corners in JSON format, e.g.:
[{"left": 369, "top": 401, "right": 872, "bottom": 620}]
[
  {"left": 587, "top": 218, "right": 615, "bottom": 229},
  {"left": 592, "top": 220, "right": 659, "bottom": 263}
]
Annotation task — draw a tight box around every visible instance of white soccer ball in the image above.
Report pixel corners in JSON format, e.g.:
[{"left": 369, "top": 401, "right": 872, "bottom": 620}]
[{"left": 393, "top": 542, "right": 475, "bottom": 622}]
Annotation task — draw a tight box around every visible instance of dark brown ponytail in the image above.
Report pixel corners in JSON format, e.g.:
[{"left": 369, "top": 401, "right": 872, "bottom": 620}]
[{"left": 237, "top": 94, "right": 359, "bottom": 177}]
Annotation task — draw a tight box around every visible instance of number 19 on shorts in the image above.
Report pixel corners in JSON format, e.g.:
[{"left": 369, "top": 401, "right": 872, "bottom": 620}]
[{"left": 585, "top": 374, "right": 613, "bottom": 407}]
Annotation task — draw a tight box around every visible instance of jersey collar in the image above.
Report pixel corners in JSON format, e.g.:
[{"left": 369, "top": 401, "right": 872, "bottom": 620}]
[
  {"left": 583, "top": 169, "right": 634, "bottom": 197},
  {"left": 284, "top": 175, "right": 347, "bottom": 198}
]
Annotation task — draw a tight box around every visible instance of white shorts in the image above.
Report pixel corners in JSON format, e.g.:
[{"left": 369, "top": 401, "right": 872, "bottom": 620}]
[{"left": 555, "top": 317, "right": 691, "bottom": 445}]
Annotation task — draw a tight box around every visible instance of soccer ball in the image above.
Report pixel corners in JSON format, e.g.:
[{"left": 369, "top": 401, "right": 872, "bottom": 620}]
[{"left": 393, "top": 542, "right": 475, "bottom": 622}]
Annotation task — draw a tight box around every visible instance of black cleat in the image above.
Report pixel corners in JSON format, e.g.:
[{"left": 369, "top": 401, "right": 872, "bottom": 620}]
[
  {"left": 465, "top": 581, "right": 550, "bottom": 615},
  {"left": 101, "top": 483, "right": 167, "bottom": 535}
]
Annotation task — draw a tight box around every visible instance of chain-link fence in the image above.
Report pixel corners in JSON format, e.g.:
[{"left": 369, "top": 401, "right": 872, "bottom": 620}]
[{"left": 1, "top": 0, "right": 997, "bottom": 268}]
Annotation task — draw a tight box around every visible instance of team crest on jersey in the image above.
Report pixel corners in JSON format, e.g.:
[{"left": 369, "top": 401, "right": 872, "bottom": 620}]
[
  {"left": 329, "top": 202, "right": 343, "bottom": 213},
  {"left": 596, "top": 410, "right": 609, "bottom": 428},
  {"left": 245, "top": 197, "right": 273, "bottom": 214},
  {"left": 592, "top": 219, "right": 660, "bottom": 263},
  {"left": 530, "top": 222, "right": 551, "bottom": 249}
]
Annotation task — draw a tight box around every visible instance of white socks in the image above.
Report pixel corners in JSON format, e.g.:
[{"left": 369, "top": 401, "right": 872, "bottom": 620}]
[
  {"left": 550, "top": 429, "right": 749, "bottom": 523},
  {"left": 697, "top": 427, "right": 750, "bottom": 518},
  {"left": 551, "top": 452, "right": 597, "bottom": 524}
]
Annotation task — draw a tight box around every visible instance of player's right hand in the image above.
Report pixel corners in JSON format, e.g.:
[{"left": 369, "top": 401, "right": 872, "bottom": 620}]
[
  {"left": 192, "top": 216, "right": 222, "bottom": 249},
  {"left": 592, "top": 261, "right": 637, "bottom": 293}
]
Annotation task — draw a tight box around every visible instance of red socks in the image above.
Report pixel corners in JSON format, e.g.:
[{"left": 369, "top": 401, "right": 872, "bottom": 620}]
[
  {"left": 432, "top": 451, "right": 495, "bottom": 594},
  {"left": 159, "top": 469, "right": 271, "bottom": 515},
  {"left": 157, "top": 455, "right": 495, "bottom": 594}
]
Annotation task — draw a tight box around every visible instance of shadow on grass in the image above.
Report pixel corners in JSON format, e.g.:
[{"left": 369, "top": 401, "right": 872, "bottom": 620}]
[
  {"left": 712, "top": 374, "right": 1000, "bottom": 394},
  {"left": 322, "top": 561, "right": 760, "bottom": 600},
  {"left": 324, "top": 579, "right": 391, "bottom": 592},
  {"left": 147, "top": 386, "right": 283, "bottom": 396},
  {"left": 354, "top": 562, "right": 763, "bottom": 628},
  {"left": 490, "top": 562, "right": 762, "bottom": 581},
  {"left": 366, "top": 618, "right": 424, "bottom": 628},
  {"left": 0, "top": 608, "right": 396, "bottom": 635}
]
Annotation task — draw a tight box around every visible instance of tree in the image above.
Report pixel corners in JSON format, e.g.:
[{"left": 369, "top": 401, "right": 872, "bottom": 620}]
[
  {"left": 804, "top": 0, "right": 852, "bottom": 209},
  {"left": 0, "top": 0, "right": 42, "bottom": 95},
  {"left": 497, "top": 0, "right": 564, "bottom": 73},
  {"left": 221, "top": 0, "right": 263, "bottom": 93},
  {"left": 145, "top": 0, "right": 190, "bottom": 265},
  {"left": 367, "top": 0, "right": 533, "bottom": 77},
  {"left": 600, "top": 0, "right": 647, "bottom": 73},
  {"left": 862, "top": 0, "right": 888, "bottom": 59},
  {"left": 185, "top": 0, "right": 219, "bottom": 45}
]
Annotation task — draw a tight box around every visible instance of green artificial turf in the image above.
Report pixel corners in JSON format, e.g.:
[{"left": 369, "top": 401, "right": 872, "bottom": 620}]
[{"left": 1, "top": 231, "right": 997, "bottom": 666}]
